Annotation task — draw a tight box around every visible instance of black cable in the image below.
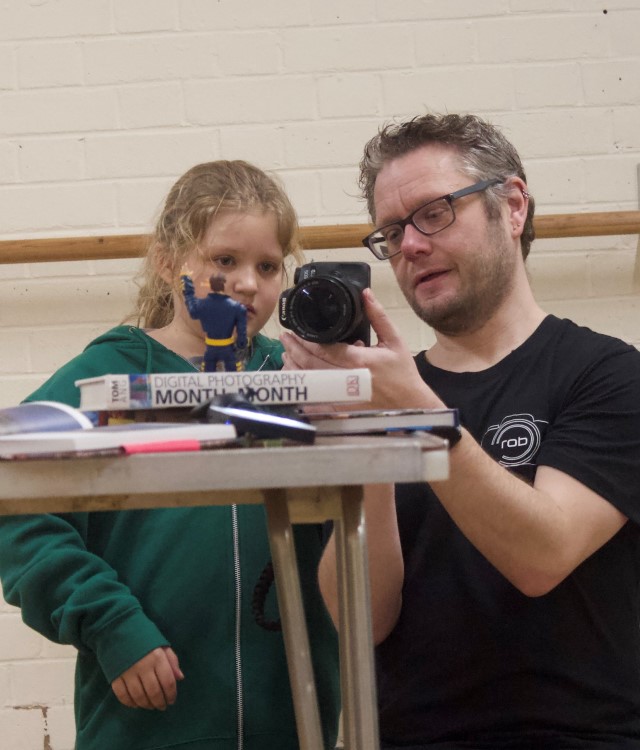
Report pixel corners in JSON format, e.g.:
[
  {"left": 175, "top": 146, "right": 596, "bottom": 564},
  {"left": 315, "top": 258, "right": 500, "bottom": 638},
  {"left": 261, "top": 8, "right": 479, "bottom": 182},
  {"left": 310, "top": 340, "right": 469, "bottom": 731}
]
[{"left": 251, "top": 559, "right": 282, "bottom": 632}]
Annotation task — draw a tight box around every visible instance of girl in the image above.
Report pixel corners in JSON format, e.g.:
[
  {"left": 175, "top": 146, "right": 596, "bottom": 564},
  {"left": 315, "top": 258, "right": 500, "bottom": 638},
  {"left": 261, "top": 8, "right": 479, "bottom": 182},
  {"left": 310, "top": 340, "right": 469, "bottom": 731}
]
[{"left": 0, "top": 161, "right": 340, "bottom": 750}]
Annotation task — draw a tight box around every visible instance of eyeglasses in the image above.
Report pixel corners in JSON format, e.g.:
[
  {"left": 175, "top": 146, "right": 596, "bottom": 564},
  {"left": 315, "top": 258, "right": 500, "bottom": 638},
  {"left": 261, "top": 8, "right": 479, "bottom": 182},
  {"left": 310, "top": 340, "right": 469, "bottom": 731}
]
[{"left": 362, "top": 178, "right": 503, "bottom": 260}]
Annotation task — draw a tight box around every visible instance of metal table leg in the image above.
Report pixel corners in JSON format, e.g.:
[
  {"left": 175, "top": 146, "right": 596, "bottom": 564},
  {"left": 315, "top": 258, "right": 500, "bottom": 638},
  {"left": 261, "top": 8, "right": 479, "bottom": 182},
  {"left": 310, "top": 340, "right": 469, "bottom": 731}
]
[
  {"left": 334, "top": 485, "right": 380, "bottom": 750},
  {"left": 263, "top": 488, "right": 324, "bottom": 750}
]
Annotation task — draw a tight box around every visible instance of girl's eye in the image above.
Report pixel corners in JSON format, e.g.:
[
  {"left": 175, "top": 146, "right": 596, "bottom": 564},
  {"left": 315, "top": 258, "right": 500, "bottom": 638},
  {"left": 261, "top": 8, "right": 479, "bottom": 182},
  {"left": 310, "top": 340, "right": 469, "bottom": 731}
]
[
  {"left": 215, "top": 256, "right": 235, "bottom": 268},
  {"left": 259, "top": 262, "right": 281, "bottom": 274}
]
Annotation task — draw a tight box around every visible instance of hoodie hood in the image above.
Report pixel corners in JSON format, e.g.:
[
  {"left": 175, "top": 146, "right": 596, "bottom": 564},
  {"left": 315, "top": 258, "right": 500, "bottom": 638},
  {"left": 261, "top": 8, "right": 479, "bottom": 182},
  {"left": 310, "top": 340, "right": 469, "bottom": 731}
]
[
  {"left": 27, "top": 326, "right": 284, "bottom": 408},
  {"left": 84, "top": 325, "right": 167, "bottom": 373}
]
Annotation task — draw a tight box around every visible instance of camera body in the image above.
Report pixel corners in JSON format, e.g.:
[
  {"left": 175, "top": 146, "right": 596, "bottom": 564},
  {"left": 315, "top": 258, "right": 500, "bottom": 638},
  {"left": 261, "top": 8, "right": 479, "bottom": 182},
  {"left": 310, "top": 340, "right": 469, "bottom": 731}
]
[{"left": 279, "top": 261, "right": 371, "bottom": 345}]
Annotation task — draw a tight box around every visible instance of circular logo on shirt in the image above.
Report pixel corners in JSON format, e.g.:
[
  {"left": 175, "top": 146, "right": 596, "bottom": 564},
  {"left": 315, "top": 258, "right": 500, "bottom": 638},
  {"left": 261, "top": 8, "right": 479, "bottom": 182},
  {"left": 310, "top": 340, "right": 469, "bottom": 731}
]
[{"left": 482, "top": 413, "right": 547, "bottom": 467}]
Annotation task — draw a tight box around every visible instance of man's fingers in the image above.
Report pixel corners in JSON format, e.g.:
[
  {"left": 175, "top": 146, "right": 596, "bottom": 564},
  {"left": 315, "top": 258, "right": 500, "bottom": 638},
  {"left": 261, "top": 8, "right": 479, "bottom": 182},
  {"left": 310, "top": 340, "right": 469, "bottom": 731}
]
[
  {"left": 280, "top": 333, "right": 341, "bottom": 369},
  {"left": 363, "top": 289, "right": 403, "bottom": 350},
  {"left": 281, "top": 287, "right": 409, "bottom": 368}
]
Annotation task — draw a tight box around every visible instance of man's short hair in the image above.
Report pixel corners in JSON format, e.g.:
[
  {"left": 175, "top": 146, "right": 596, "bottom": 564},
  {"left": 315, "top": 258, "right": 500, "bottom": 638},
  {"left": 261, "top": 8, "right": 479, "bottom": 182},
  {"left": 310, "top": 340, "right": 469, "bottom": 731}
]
[
  {"left": 209, "top": 273, "right": 226, "bottom": 292},
  {"left": 359, "top": 113, "right": 536, "bottom": 260}
]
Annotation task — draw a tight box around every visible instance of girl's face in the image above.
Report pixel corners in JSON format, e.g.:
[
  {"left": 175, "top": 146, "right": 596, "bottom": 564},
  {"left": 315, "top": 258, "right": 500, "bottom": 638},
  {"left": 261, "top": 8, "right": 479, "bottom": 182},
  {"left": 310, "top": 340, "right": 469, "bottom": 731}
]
[{"left": 181, "top": 210, "right": 286, "bottom": 340}]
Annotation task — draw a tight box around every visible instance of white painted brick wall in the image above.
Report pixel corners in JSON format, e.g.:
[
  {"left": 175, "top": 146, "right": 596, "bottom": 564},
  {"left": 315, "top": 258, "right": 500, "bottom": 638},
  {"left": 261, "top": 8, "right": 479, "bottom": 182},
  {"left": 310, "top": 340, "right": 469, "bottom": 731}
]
[{"left": 0, "top": 2, "right": 639, "bottom": 747}]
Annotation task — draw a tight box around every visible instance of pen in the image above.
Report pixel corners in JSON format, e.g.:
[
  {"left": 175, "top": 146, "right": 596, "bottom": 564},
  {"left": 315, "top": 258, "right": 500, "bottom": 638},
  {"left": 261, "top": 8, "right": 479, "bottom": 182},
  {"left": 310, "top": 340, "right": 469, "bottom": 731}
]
[{"left": 122, "top": 439, "right": 204, "bottom": 454}]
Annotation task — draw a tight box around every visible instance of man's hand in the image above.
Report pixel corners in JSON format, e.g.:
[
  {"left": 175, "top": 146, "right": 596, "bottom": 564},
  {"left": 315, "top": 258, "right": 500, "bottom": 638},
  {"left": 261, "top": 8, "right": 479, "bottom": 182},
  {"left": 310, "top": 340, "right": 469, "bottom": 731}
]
[
  {"left": 111, "top": 646, "right": 184, "bottom": 711},
  {"left": 281, "top": 289, "right": 443, "bottom": 410}
]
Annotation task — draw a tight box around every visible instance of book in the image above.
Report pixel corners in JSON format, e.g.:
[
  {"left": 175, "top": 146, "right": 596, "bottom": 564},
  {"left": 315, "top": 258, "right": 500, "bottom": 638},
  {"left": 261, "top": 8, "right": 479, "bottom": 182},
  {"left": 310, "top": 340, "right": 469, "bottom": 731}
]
[
  {"left": 0, "top": 401, "right": 237, "bottom": 456},
  {"left": 96, "top": 407, "right": 197, "bottom": 426},
  {"left": 76, "top": 369, "right": 372, "bottom": 410},
  {"left": 304, "top": 407, "right": 460, "bottom": 437},
  {"left": 0, "top": 400, "right": 95, "bottom": 434}
]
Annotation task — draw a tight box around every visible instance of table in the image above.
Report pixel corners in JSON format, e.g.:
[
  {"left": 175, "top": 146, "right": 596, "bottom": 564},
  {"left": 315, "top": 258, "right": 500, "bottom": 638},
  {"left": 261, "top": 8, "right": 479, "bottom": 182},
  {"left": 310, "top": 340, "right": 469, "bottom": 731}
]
[{"left": 0, "top": 434, "right": 449, "bottom": 750}]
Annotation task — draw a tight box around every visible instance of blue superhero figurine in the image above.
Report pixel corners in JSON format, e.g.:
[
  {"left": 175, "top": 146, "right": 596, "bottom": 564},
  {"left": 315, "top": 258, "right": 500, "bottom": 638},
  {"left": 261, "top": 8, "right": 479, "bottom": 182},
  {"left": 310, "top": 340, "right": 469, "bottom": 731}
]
[{"left": 180, "top": 270, "right": 248, "bottom": 372}]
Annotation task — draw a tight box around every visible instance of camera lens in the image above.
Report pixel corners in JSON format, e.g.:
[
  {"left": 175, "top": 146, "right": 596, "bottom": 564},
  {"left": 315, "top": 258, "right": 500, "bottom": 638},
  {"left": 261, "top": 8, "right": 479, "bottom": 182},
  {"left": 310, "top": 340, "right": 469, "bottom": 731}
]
[
  {"left": 286, "top": 277, "right": 359, "bottom": 343},
  {"left": 297, "top": 287, "right": 341, "bottom": 333}
]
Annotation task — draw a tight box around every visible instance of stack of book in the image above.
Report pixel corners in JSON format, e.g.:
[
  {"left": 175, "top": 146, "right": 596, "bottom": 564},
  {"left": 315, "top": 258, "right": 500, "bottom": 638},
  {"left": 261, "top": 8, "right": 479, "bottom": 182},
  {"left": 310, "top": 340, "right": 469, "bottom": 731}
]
[
  {"left": 0, "top": 369, "right": 371, "bottom": 458},
  {"left": 0, "top": 401, "right": 238, "bottom": 459},
  {"left": 0, "top": 368, "right": 460, "bottom": 458},
  {"left": 75, "top": 369, "right": 459, "bottom": 437}
]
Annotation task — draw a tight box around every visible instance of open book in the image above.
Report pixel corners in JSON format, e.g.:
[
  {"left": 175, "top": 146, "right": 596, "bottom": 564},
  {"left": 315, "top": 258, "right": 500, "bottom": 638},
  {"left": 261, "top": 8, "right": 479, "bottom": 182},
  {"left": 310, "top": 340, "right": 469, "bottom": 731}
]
[{"left": 0, "top": 401, "right": 237, "bottom": 457}]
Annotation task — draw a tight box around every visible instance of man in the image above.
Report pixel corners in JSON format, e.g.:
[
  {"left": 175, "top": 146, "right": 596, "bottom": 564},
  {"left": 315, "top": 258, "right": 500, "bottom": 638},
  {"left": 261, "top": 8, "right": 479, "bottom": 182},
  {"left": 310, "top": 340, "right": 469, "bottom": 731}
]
[{"left": 281, "top": 114, "right": 640, "bottom": 748}]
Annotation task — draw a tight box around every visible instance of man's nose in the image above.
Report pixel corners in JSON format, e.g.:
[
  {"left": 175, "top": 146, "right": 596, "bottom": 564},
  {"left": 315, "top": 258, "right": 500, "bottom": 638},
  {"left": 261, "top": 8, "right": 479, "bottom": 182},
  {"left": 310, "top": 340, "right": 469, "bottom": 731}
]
[{"left": 399, "top": 224, "right": 434, "bottom": 261}]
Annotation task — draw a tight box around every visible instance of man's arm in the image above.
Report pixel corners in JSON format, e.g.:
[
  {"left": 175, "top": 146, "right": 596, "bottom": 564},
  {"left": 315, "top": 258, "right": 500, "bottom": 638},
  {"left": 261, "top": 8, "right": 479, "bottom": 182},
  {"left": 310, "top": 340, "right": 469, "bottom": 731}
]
[
  {"left": 179, "top": 271, "right": 201, "bottom": 320},
  {"left": 430, "top": 433, "right": 626, "bottom": 595},
  {"left": 283, "top": 289, "right": 627, "bottom": 598}
]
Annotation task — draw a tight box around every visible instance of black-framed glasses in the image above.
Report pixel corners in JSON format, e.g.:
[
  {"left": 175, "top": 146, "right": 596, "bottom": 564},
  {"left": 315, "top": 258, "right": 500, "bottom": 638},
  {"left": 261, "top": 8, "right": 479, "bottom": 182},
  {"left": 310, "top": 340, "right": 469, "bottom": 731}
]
[{"left": 362, "top": 177, "right": 503, "bottom": 260}]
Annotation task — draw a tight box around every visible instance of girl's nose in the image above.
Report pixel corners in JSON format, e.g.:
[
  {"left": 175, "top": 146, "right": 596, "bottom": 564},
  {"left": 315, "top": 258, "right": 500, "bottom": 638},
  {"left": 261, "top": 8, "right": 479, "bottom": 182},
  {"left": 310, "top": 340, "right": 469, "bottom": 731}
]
[{"left": 233, "top": 267, "right": 259, "bottom": 294}]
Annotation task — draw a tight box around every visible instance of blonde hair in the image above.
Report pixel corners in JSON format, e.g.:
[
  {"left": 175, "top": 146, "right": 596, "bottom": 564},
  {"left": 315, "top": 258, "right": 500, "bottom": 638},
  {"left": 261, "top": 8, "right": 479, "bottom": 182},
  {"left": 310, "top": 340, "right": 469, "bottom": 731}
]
[{"left": 129, "top": 160, "right": 301, "bottom": 329}]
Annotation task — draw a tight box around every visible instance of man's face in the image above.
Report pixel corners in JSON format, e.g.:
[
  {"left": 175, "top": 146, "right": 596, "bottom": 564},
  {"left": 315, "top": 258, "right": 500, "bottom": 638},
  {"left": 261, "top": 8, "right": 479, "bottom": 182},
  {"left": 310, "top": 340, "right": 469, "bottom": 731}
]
[{"left": 373, "top": 144, "right": 517, "bottom": 336}]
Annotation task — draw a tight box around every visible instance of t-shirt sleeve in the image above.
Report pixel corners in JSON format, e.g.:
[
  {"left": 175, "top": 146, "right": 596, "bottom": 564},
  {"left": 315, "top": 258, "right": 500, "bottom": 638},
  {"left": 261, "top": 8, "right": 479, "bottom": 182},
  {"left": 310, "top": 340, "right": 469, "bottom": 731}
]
[{"left": 536, "top": 345, "right": 640, "bottom": 524}]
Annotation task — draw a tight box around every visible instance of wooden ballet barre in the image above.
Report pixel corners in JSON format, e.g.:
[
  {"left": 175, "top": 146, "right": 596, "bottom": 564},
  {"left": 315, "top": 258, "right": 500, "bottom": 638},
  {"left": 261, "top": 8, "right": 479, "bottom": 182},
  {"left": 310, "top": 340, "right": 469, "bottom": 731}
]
[{"left": 0, "top": 210, "right": 638, "bottom": 265}]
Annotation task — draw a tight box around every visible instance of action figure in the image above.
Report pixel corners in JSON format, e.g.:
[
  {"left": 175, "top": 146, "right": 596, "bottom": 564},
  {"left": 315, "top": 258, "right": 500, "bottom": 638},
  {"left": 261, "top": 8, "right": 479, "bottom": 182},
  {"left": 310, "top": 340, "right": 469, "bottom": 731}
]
[{"left": 180, "top": 269, "right": 247, "bottom": 372}]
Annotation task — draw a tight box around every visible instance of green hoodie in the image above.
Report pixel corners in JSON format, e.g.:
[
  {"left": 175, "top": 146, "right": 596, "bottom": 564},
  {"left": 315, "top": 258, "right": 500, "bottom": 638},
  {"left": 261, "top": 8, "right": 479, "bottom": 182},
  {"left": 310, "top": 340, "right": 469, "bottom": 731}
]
[{"left": 0, "top": 326, "right": 339, "bottom": 750}]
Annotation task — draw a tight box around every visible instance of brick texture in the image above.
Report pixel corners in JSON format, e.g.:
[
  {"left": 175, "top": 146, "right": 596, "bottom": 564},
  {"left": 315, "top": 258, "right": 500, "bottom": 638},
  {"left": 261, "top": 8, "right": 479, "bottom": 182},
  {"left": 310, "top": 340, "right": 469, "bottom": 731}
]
[{"left": 0, "top": 3, "right": 639, "bottom": 748}]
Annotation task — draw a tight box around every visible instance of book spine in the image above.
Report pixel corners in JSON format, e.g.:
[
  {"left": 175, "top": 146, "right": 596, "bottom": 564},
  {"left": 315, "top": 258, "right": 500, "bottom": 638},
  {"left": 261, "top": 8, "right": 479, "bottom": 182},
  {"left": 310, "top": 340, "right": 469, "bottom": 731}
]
[
  {"left": 97, "top": 374, "right": 139, "bottom": 409},
  {"left": 79, "top": 370, "right": 372, "bottom": 410}
]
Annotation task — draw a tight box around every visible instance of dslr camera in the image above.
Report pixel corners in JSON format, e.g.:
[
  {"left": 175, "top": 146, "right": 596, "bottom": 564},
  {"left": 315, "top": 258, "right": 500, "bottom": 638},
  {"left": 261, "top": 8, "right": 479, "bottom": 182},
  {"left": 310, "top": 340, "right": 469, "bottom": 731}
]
[{"left": 279, "top": 261, "right": 371, "bottom": 345}]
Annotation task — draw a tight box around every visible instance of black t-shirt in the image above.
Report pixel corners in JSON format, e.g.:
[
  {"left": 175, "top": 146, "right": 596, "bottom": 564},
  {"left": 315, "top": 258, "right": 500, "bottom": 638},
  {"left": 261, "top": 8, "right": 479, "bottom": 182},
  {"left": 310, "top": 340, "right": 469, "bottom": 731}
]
[{"left": 377, "top": 315, "right": 640, "bottom": 749}]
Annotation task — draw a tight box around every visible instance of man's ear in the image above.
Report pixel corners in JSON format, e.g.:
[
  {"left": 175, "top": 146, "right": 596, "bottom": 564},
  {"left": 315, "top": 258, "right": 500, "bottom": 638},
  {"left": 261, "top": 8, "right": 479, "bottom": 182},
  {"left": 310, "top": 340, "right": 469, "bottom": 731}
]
[{"left": 505, "top": 178, "right": 529, "bottom": 239}]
